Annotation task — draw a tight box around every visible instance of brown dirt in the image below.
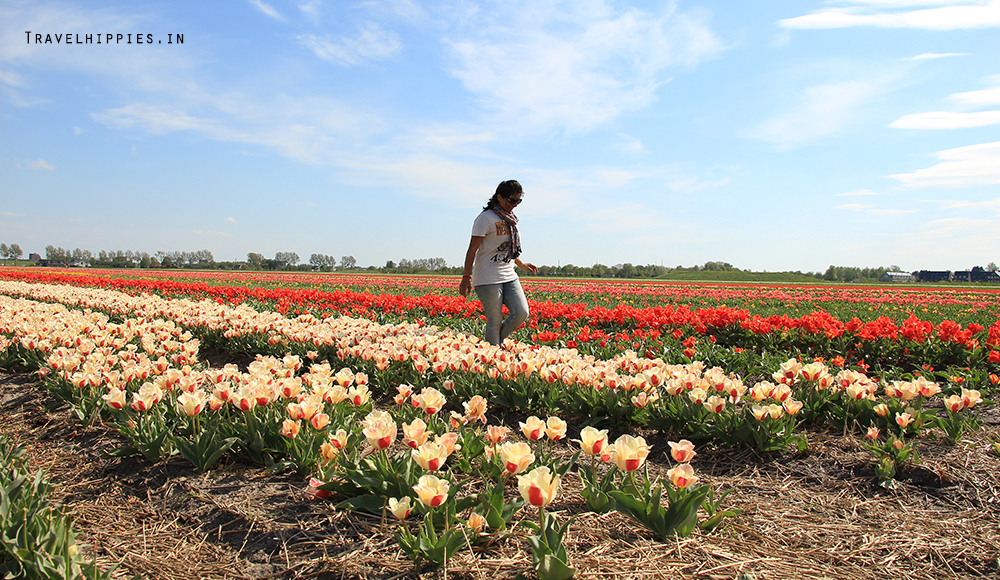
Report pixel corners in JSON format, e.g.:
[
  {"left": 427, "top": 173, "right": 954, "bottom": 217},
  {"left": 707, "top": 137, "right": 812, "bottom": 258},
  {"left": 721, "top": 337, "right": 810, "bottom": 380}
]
[{"left": 2, "top": 369, "right": 999, "bottom": 580}]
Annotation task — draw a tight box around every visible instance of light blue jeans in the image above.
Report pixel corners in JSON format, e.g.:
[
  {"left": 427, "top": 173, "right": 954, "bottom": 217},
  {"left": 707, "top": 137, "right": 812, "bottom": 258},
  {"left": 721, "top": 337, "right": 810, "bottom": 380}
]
[{"left": 474, "top": 279, "right": 529, "bottom": 346}]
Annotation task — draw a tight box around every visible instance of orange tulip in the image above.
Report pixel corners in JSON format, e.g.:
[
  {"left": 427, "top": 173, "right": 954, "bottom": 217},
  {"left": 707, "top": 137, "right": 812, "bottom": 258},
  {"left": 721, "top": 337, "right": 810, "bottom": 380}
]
[
  {"left": 467, "top": 512, "right": 487, "bottom": 533},
  {"left": 578, "top": 426, "right": 608, "bottom": 457},
  {"left": 703, "top": 395, "right": 726, "bottom": 414},
  {"left": 329, "top": 428, "right": 349, "bottom": 449},
  {"left": 412, "top": 441, "right": 448, "bottom": 471},
  {"left": 363, "top": 417, "right": 396, "bottom": 449},
  {"left": 388, "top": 497, "right": 412, "bottom": 520},
  {"left": 102, "top": 387, "right": 127, "bottom": 410},
  {"left": 961, "top": 388, "right": 982, "bottom": 409},
  {"left": 520, "top": 416, "right": 545, "bottom": 440},
  {"left": 783, "top": 399, "right": 803, "bottom": 416},
  {"left": 402, "top": 418, "right": 429, "bottom": 449},
  {"left": 668, "top": 439, "right": 696, "bottom": 463},
  {"left": 310, "top": 412, "right": 330, "bottom": 431},
  {"left": 485, "top": 424, "right": 510, "bottom": 445},
  {"left": 417, "top": 387, "right": 446, "bottom": 415},
  {"left": 518, "top": 466, "right": 560, "bottom": 507},
  {"left": 434, "top": 432, "right": 461, "bottom": 457},
  {"left": 667, "top": 463, "right": 698, "bottom": 489},
  {"left": 944, "top": 394, "right": 964, "bottom": 412},
  {"left": 463, "top": 395, "right": 488, "bottom": 423},
  {"left": 280, "top": 418, "right": 301, "bottom": 439},
  {"left": 498, "top": 441, "right": 535, "bottom": 474},
  {"left": 545, "top": 416, "right": 567, "bottom": 441},
  {"left": 348, "top": 384, "right": 370, "bottom": 406},
  {"left": 609, "top": 434, "right": 649, "bottom": 472},
  {"left": 413, "top": 474, "right": 450, "bottom": 508}
]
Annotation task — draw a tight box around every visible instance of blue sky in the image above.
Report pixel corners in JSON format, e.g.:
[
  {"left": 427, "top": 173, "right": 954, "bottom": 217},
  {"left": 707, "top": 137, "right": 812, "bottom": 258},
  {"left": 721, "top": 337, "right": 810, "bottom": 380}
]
[{"left": 2, "top": 0, "right": 999, "bottom": 272}]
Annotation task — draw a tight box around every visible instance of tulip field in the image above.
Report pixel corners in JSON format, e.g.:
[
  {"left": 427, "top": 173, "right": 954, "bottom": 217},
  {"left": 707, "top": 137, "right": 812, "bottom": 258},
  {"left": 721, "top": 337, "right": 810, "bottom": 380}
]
[{"left": 0, "top": 267, "right": 998, "bottom": 579}]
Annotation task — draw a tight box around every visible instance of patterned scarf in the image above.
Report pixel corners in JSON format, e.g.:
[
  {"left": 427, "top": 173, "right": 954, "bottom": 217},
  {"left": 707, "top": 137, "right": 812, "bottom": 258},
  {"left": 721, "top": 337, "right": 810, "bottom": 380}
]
[{"left": 492, "top": 205, "right": 521, "bottom": 262}]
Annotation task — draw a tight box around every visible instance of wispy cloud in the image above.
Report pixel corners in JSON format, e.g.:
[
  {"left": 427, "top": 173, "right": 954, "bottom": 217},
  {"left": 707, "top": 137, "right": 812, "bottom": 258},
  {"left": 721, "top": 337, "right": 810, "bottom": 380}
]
[
  {"left": 891, "top": 140, "right": 1000, "bottom": 187},
  {"left": 747, "top": 78, "right": 891, "bottom": 148},
  {"left": 780, "top": 1, "right": 1000, "bottom": 31},
  {"left": 890, "top": 76, "right": 1000, "bottom": 128},
  {"left": 248, "top": 0, "right": 283, "bottom": 21},
  {"left": 225, "top": 217, "right": 237, "bottom": 223},
  {"left": 297, "top": 0, "right": 321, "bottom": 22},
  {"left": 936, "top": 197, "right": 1000, "bottom": 211},
  {"left": 890, "top": 110, "right": 1000, "bottom": 129},
  {"left": 950, "top": 84, "right": 1000, "bottom": 106},
  {"left": 612, "top": 133, "right": 647, "bottom": 155},
  {"left": 444, "top": 0, "right": 724, "bottom": 133},
  {"left": 903, "top": 52, "right": 968, "bottom": 60},
  {"left": 26, "top": 158, "right": 54, "bottom": 170},
  {"left": 1, "top": 211, "right": 26, "bottom": 217},
  {"left": 298, "top": 22, "right": 402, "bottom": 66},
  {"left": 837, "top": 203, "right": 874, "bottom": 211}
]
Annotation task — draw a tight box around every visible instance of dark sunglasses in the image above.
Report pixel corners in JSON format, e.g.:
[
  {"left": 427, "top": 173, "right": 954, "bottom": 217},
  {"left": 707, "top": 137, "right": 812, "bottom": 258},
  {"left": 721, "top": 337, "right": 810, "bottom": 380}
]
[{"left": 507, "top": 196, "right": 523, "bottom": 206}]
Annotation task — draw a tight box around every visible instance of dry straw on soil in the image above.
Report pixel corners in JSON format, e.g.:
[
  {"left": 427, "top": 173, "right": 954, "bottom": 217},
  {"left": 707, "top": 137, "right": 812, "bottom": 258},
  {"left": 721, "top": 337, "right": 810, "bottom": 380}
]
[{"left": 2, "top": 370, "right": 999, "bottom": 580}]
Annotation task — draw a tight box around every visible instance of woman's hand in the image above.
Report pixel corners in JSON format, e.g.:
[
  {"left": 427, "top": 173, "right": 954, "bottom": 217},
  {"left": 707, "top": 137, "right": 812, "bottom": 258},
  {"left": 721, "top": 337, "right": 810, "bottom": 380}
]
[
  {"left": 515, "top": 259, "right": 538, "bottom": 274},
  {"left": 459, "top": 277, "right": 472, "bottom": 296}
]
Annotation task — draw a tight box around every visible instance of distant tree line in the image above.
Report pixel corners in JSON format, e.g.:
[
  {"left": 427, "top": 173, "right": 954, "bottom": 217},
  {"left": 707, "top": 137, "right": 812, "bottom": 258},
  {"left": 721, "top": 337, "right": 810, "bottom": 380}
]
[
  {"left": 0, "top": 243, "right": 23, "bottom": 263},
  {"left": 819, "top": 265, "right": 896, "bottom": 283},
  {"left": 6, "top": 242, "right": 997, "bottom": 283}
]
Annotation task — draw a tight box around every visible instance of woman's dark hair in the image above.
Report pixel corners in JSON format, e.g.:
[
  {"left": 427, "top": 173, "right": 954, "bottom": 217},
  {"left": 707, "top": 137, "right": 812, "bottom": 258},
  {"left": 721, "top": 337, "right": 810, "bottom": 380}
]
[{"left": 484, "top": 179, "right": 523, "bottom": 211}]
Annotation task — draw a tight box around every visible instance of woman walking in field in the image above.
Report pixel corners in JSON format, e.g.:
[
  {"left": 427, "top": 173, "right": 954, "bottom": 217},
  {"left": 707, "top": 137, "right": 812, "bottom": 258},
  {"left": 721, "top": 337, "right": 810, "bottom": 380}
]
[{"left": 459, "top": 180, "right": 538, "bottom": 346}]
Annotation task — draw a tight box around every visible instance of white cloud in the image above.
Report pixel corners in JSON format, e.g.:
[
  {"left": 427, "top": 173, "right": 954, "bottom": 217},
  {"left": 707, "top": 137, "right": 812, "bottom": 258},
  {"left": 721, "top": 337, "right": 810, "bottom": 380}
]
[
  {"left": 902, "top": 52, "right": 968, "bottom": 60},
  {"left": 93, "top": 104, "right": 240, "bottom": 137},
  {"left": 747, "top": 79, "right": 889, "bottom": 148},
  {"left": 72, "top": 126, "right": 83, "bottom": 135},
  {"left": 936, "top": 197, "right": 1000, "bottom": 211},
  {"left": 248, "top": 0, "right": 283, "bottom": 21},
  {"left": 1, "top": 211, "right": 25, "bottom": 217},
  {"left": 444, "top": 0, "right": 724, "bottom": 133},
  {"left": 891, "top": 140, "right": 1000, "bottom": 187},
  {"left": 890, "top": 110, "right": 1000, "bottom": 129},
  {"left": 666, "top": 176, "right": 732, "bottom": 194},
  {"left": 780, "top": 1, "right": 1000, "bottom": 31},
  {"left": 871, "top": 208, "right": 918, "bottom": 214},
  {"left": 26, "top": 158, "right": 54, "bottom": 170},
  {"left": 0, "top": 69, "right": 24, "bottom": 87},
  {"left": 297, "top": 0, "right": 321, "bottom": 22},
  {"left": 950, "top": 85, "right": 1000, "bottom": 106},
  {"left": 298, "top": 22, "right": 402, "bottom": 66},
  {"left": 612, "top": 133, "right": 647, "bottom": 155},
  {"left": 226, "top": 217, "right": 237, "bottom": 223}
]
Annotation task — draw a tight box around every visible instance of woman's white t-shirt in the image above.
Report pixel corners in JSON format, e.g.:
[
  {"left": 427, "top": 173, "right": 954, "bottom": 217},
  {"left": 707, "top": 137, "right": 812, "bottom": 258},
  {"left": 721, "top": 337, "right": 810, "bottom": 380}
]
[{"left": 471, "top": 209, "right": 518, "bottom": 287}]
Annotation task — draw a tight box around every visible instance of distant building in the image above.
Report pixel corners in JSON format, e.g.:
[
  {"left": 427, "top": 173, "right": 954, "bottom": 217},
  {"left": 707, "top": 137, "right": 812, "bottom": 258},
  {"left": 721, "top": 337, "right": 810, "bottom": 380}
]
[
  {"left": 28, "top": 253, "right": 40, "bottom": 262},
  {"left": 967, "top": 266, "right": 1000, "bottom": 283},
  {"left": 914, "top": 270, "right": 951, "bottom": 282},
  {"left": 880, "top": 271, "right": 913, "bottom": 282}
]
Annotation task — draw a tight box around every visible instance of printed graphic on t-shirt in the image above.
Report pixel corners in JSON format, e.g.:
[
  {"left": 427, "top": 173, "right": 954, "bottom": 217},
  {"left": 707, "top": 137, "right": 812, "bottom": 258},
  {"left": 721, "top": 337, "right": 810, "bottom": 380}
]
[
  {"left": 491, "top": 241, "right": 514, "bottom": 263},
  {"left": 494, "top": 221, "right": 511, "bottom": 236}
]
